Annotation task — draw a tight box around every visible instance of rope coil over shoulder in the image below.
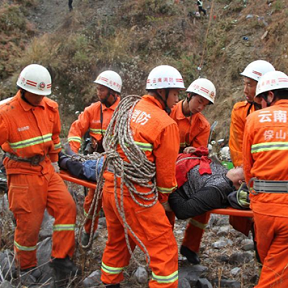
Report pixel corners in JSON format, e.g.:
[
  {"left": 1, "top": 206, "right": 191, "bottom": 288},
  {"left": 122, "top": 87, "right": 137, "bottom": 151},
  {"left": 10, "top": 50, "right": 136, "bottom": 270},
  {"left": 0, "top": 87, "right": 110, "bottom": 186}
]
[{"left": 79, "top": 95, "right": 157, "bottom": 267}]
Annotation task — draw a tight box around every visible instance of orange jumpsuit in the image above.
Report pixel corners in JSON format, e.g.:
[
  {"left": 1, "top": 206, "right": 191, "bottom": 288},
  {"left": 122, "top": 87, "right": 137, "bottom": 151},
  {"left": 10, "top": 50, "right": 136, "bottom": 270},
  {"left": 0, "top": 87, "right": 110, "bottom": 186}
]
[
  {"left": 229, "top": 101, "right": 257, "bottom": 236},
  {"left": 0, "top": 92, "right": 76, "bottom": 270},
  {"left": 170, "top": 100, "right": 210, "bottom": 151},
  {"left": 68, "top": 97, "right": 120, "bottom": 235},
  {"left": 229, "top": 101, "right": 256, "bottom": 167},
  {"left": 243, "top": 99, "right": 288, "bottom": 288},
  {"left": 101, "top": 95, "right": 179, "bottom": 287},
  {"left": 170, "top": 100, "right": 211, "bottom": 254}
]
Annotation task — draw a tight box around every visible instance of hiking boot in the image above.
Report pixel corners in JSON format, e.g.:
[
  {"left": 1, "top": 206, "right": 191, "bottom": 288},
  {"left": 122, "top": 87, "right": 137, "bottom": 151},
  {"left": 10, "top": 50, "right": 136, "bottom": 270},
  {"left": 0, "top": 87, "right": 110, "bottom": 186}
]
[
  {"left": 20, "top": 266, "right": 42, "bottom": 287},
  {"left": 49, "top": 256, "right": 81, "bottom": 288},
  {"left": 81, "top": 231, "right": 90, "bottom": 246},
  {"left": 180, "top": 245, "right": 200, "bottom": 265}
]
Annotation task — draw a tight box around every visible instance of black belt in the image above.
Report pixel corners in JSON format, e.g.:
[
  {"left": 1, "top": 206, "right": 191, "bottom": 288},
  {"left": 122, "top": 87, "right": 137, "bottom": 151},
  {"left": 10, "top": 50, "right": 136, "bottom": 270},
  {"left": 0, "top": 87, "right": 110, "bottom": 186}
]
[{"left": 5, "top": 152, "right": 45, "bottom": 166}]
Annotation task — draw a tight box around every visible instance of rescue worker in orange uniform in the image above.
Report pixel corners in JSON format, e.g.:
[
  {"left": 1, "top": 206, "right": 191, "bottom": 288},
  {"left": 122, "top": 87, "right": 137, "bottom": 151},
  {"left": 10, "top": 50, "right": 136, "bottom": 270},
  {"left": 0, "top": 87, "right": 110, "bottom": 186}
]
[
  {"left": 0, "top": 64, "right": 78, "bottom": 286},
  {"left": 243, "top": 70, "right": 288, "bottom": 288},
  {"left": 170, "top": 78, "right": 216, "bottom": 265},
  {"left": 100, "top": 65, "right": 184, "bottom": 288},
  {"left": 67, "top": 70, "right": 122, "bottom": 246},
  {"left": 229, "top": 60, "right": 275, "bottom": 167},
  {"left": 228, "top": 60, "right": 275, "bottom": 241}
]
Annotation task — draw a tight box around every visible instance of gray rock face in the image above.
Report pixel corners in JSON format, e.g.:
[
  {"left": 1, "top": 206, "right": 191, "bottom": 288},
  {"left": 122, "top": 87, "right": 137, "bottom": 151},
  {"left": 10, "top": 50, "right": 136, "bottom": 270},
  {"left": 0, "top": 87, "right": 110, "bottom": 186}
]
[
  {"left": 133, "top": 266, "right": 148, "bottom": 284},
  {"left": 0, "top": 281, "right": 14, "bottom": 288},
  {"left": 83, "top": 270, "right": 102, "bottom": 287},
  {"left": 229, "top": 251, "right": 254, "bottom": 265}
]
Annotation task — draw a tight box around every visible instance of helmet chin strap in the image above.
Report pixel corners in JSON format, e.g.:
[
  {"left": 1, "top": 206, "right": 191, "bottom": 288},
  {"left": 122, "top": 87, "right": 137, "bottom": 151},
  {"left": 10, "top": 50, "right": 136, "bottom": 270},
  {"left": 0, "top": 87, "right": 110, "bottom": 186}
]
[
  {"left": 155, "top": 89, "right": 171, "bottom": 114},
  {"left": 20, "top": 89, "right": 37, "bottom": 107},
  {"left": 100, "top": 89, "right": 117, "bottom": 107}
]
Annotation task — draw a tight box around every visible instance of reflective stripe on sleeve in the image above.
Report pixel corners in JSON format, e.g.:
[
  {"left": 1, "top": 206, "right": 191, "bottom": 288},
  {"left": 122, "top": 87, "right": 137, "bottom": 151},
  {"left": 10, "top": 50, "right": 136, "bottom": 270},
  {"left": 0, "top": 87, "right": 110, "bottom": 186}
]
[
  {"left": 152, "top": 270, "right": 178, "bottom": 284},
  {"left": 54, "top": 142, "right": 61, "bottom": 150},
  {"left": 251, "top": 142, "right": 288, "bottom": 153},
  {"left": 68, "top": 136, "right": 81, "bottom": 143},
  {"left": 53, "top": 224, "right": 75, "bottom": 232},
  {"left": 134, "top": 141, "right": 153, "bottom": 152},
  {"left": 14, "top": 240, "right": 37, "bottom": 252},
  {"left": 101, "top": 262, "right": 125, "bottom": 275},
  {"left": 9, "top": 134, "right": 52, "bottom": 149},
  {"left": 90, "top": 128, "right": 106, "bottom": 135},
  {"left": 157, "top": 186, "right": 177, "bottom": 194}
]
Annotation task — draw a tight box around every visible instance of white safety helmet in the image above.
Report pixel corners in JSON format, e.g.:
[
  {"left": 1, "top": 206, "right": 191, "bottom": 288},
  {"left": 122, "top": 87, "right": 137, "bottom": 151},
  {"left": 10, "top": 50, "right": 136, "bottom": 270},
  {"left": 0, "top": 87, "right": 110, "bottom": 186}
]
[
  {"left": 240, "top": 60, "right": 275, "bottom": 82},
  {"left": 255, "top": 70, "right": 288, "bottom": 97},
  {"left": 146, "top": 65, "right": 185, "bottom": 90},
  {"left": 94, "top": 70, "right": 122, "bottom": 94},
  {"left": 17, "top": 64, "right": 52, "bottom": 96},
  {"left": 186, "top": 78, "right": 216, "bottom": 104}
]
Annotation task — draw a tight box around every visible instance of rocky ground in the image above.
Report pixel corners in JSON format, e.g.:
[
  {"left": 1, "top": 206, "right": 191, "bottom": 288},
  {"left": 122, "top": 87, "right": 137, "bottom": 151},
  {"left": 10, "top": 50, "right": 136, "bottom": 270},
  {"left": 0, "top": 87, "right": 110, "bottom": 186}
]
[{"left": 0, "top": 179, "right": 260, "bottom": 288}]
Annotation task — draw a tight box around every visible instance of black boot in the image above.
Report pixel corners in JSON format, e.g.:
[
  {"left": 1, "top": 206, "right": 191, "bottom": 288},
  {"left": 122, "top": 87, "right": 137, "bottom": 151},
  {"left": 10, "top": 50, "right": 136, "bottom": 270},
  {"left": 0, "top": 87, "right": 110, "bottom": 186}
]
[
  {"left": 49, "top": 256, "right": 81, "bottom": 288},
  {"left": 180, "top": 245, "right": 200, "bottom": 265},
  {"left": 103, "top": 283, "right": 121, "bottom": 288},
  {"left": 20, "top": 266, "right": 42, "bottom": 287}
]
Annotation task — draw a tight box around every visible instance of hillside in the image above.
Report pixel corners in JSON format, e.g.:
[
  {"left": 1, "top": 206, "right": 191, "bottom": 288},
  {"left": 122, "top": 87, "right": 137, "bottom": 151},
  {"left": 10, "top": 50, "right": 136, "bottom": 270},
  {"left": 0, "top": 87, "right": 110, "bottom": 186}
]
[
  {"left": 1, "top": 0, "right": 288, "bottom": 138},
  {"left": 1, "top": 1, "right": 288, "bottom": 287}
]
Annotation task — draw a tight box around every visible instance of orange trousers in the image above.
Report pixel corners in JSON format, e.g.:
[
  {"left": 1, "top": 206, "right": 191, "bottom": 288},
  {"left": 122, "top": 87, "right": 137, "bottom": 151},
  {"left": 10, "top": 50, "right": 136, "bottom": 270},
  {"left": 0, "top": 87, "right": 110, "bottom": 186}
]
[
  {"left": 8, "top": 167, "right": 76, "bottom": 270},
  {"left": 182, "top": 213, "right": 210, "bottom": 253},
  {"left": 83, "top": 188, "right": 102, "bottom": 234},
  {"left": 253, "top": 212, "right": 288, "bottom": 288},
  {"left": 101, "top": 192, "right": 178, "bottom": 287}
]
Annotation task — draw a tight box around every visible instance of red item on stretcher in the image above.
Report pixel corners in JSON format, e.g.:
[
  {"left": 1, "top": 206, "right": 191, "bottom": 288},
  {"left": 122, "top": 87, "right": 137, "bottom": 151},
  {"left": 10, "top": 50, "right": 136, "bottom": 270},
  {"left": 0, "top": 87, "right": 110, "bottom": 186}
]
[{"left": 176, "top": 146, "right": 212, "bottom": 188}]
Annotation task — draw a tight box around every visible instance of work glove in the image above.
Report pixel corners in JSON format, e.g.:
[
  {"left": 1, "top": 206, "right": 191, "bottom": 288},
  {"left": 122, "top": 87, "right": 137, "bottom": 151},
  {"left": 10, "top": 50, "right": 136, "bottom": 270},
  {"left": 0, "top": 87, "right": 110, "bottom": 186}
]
[
  {"left": 183, "top": 146, "right": 196, "bottom": 154},
  {"left": 161, "top": 201, "right": 173, "bottom": 212},
  {"left": 52, "top": 162, "right": 60, "bottom": 173}
]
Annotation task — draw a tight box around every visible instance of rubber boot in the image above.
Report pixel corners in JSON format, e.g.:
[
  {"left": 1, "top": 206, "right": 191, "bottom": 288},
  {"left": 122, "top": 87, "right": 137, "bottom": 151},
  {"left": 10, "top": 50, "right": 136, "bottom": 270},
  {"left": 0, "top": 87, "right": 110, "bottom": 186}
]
[
  {"left": 180, "top": 245, "right": 200, "bottom": 265},
  {"left": 49, "top": 256, "right": 81, "bottom": 288}
]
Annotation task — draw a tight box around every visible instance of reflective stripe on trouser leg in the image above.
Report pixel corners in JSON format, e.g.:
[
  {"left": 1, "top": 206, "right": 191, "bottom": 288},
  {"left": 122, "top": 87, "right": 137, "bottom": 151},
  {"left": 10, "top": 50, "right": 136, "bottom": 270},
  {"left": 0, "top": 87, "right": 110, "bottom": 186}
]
[
  {"left": 182, "top": 213, "right": 210, "bottom": 253},
  {"left": 7, "top": 173, "right": 47, "bottom": 270},
  {"left": 83, "top": 188, "right": 102, "bottom": 234},
  {"left": 46, "top": 171, "right": 76, "bottom": 259},
  {"left": 101, "top": 191, "right": 134, "bottom": 284},
  {"left": 101, "top": 191, "right": 178, "bottom": 287}
]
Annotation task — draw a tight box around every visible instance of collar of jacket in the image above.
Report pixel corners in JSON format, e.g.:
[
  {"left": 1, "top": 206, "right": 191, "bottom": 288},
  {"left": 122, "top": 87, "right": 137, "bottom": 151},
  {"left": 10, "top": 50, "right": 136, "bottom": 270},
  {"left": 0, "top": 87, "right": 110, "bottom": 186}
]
[{"left": 142, "top": 94, "right": 165, "bottom": 110}]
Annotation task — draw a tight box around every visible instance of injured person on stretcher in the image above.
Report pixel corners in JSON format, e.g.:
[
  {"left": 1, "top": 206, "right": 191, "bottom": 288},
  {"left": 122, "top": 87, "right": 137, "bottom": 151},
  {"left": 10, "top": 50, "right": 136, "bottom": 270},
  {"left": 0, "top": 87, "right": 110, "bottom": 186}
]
[
  {"left": 59, "top": 147, "right": 249, "bottom": 216},
  {"left": 168, "top": 160, "right": 246, "bottom": 220}
]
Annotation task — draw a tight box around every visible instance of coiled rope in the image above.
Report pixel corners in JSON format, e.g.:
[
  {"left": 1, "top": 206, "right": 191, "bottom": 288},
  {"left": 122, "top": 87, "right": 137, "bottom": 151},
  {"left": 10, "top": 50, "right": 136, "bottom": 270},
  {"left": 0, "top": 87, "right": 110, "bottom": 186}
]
[{"left": 79, "top": 95, "right": 158, "bottom": 266}]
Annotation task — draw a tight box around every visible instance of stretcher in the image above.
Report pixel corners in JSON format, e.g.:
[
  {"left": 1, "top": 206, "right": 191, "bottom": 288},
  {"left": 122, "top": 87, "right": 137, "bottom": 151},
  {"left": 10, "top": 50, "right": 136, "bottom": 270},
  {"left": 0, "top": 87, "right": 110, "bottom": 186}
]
[
  {"left": 59, "top": 170, "right": 253, "bottom": 218},
  {"left": 60, "top": 170, "right": 96, "bottom": 189}
]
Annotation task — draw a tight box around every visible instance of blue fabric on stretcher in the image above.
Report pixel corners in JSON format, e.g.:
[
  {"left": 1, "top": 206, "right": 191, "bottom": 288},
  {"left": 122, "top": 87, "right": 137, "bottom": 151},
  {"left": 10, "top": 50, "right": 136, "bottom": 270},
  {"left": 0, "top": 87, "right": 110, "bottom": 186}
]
[{"left": 82, "top": 156, "right": 104, "bottom": 182}]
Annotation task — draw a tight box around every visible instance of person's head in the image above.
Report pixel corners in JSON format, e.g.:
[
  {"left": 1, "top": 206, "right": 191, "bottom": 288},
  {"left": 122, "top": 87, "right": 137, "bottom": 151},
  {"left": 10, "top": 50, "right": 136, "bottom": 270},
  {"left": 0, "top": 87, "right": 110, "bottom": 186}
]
[
  {"left": 240, "top": 60, "right": 275, "bottom": 103},
  {"left": 255, "top": 70, "right": 288, "bottom": 108},
  {"left": 226, "top": 166, "right": 245, "bottom": 190},
  {"left": 16, "top": 64, "right": 52, "bottom": 107},
  {"left": 185, "top": 78, "right": 216, "bottom": 114},
  {"left": 94, "top": 70, "right": 122, "bottom": 107},
  {"left": 146, "top": 65, "right": 185, "bottom": 113}
]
